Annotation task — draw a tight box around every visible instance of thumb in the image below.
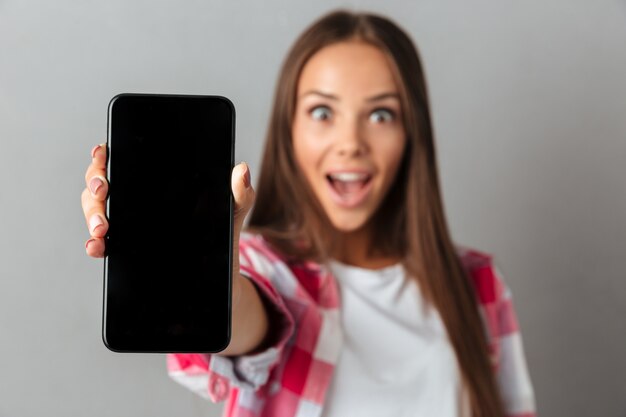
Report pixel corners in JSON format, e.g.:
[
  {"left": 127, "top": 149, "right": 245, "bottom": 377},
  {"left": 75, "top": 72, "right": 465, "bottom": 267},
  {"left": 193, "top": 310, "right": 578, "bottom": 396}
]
[{"left": 232, "top": 162, "right": 255, "bottom": 231}]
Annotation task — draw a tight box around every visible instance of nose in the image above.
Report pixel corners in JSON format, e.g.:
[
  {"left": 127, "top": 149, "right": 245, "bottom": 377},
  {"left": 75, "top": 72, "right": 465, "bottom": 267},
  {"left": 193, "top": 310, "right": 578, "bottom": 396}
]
[{"left": 334, "top": 117, "right": 367, "bottom": 157}]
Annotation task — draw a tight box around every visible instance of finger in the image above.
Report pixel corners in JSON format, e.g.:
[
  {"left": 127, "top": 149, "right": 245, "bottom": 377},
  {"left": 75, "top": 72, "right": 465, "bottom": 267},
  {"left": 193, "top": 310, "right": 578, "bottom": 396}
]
[
  {"left": 81, "top": 187, "right": 109, "bottom": 238},
  {"left": 85, "top": 143, "right": 108, "bottom": 193},
  {"left": 91, "top": 143, "right": 107, "bottom": 171},
  {"left": 85, "top": 174, "right": 109, "bottom": 201},
  {"left": 85, "top": 237, "right": 106, "bottom": 258},
  {"left": 231, "top": 162, "right": 255, "bottom": 226}
]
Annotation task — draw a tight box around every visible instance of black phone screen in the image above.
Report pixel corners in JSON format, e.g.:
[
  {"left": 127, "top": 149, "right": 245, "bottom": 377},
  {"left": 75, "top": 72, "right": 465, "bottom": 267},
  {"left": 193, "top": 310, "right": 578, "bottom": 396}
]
[{"left": 104, "top": 93, "right": 234, "bottom": 353}]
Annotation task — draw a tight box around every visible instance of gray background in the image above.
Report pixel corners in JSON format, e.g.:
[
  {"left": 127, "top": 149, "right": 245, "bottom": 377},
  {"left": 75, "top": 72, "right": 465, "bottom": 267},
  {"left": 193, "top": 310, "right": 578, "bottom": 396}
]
[{"left": 1, "top": 0, "right": 624, "bottom": 416}]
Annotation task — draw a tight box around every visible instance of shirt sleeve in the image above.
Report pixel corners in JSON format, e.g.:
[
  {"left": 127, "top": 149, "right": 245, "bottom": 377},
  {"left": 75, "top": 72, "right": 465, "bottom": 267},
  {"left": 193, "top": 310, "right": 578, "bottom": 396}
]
[
  {"left": 167, "top": 236, "right": 296, "bottom": 403},
  {"left": 491, "top": 265, "right": 537, "bottom": 417}
]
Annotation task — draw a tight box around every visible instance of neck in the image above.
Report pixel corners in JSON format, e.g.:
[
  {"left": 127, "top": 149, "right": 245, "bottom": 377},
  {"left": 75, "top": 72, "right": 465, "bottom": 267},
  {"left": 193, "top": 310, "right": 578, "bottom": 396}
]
[{"left": 331, "top": 225, "right": 401, "bottom": 269}]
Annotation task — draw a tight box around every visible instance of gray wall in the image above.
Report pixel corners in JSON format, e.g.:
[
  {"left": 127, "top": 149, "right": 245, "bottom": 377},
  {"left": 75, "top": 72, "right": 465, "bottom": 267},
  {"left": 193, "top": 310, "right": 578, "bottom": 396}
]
[{"left": 1, "top": 0, "right": 625, "bottom": 416}]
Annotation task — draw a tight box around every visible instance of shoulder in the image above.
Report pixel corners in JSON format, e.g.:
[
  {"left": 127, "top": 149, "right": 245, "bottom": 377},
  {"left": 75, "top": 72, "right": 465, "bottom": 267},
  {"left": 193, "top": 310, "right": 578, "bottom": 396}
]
[
  {"left": 454, "top": 243, "right": 493, "bottom": 271},
  {"left": 238, "top": 232, "right": 335, "bottom": 305},
  {"left": 454, "top": 244, "right": 525, "bottom": 369},
  {"left": 237, "top": 231, "right": 310, "bottom": 300},
  {"left": 454, "top": 244, "right": 506, "bottom": 306},
  {"left": 239, "top": 231, "right": 318, "bottom": 274},
  {"left": 237, "top": 231, "right": 292, "bottom": 278},
  {"left": 239, "top": 231, "right": 284, "bottom": 263}
]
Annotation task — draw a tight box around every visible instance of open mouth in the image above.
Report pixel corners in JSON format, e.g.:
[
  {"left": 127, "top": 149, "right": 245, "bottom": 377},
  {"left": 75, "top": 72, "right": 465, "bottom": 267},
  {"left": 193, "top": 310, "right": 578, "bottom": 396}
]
[
  {"left": 325, "top": 172, "right": 373, "bottom": 207},
  {"left": 326, "top": 174, "right": 372, "bottom": 194}
]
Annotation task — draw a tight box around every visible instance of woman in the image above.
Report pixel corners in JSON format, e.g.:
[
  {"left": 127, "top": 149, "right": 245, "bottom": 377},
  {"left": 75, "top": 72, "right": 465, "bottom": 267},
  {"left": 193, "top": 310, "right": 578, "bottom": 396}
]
[{"left": 82, "top": 9, "right": 536, "bottom": 417}]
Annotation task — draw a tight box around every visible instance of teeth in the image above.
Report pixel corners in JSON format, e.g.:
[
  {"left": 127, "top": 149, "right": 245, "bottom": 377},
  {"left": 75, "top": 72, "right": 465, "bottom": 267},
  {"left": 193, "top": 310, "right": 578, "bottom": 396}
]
[{"left": 329, "top": 172, "right": 369, "bottom": 182}]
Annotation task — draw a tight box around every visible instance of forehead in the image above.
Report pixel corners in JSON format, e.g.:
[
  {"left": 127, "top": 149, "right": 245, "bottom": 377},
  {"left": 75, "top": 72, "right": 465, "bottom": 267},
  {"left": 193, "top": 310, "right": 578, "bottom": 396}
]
[{"left": 297, "top": 41, "right": 399, "bottom": 96}]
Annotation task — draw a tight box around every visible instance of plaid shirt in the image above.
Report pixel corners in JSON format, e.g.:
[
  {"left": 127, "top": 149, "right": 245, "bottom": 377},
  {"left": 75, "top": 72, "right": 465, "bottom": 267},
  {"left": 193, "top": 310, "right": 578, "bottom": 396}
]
[{"left": 167, "top": 232, "right": 536, "bottom": 417}]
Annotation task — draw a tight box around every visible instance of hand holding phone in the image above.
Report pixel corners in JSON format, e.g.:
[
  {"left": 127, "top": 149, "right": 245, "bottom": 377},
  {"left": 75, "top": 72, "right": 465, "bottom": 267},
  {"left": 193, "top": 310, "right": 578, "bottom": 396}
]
[{"left": 81, "top": 93, "right": 255, "bottom": 353}]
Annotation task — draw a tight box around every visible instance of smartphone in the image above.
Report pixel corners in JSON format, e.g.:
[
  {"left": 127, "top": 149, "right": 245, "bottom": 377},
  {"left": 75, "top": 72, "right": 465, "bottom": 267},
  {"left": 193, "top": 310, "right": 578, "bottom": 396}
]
[{"left": 104, "top": 93, "right": 235, "bottom": 353}]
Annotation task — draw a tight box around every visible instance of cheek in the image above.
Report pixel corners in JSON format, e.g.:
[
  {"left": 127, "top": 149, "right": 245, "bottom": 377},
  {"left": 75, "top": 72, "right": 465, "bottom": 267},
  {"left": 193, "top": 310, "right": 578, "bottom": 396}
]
[
  {"left": 293, "top": 121, "right": 328, "bottom": 171},
  {"left": 392, "top": 137, "right": 407, "bottom": 166},
  {"left": 292, "top": 121, "right": 321, "bottom": 182},
  {"left": 376, "top": 132, "right": 407, "bottom": 173},
  {"left": 292, "top": 116, "right": 308, "bottom": 167}
]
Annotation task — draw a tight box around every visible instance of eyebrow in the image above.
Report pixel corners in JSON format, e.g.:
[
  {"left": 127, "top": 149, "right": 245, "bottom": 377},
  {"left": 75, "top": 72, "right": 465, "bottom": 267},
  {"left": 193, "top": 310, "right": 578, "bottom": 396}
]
[
  {"left": 299, "top": 90, "right": 400, "bottom": 102},
  {"left": 366, "top": 92, "right": 400, "bottom": 102}
]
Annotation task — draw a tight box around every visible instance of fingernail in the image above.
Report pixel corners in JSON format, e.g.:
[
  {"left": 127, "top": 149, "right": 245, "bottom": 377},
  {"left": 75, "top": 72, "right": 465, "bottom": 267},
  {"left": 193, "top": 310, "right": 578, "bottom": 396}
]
[
  {"left": 91, "top": 144, "right": 104, "bottom": 159},
  {"left": 243, "top": 163, "right": 251, "bottom": 189},
  {"left": 89, "top": 214, "right": 104, "bottom": 234},
  {"left": 89, "top": 177, "right": 104, "bottom": 196},
  {"left": 85, "top": 238, "right": 96, "bottom": 249}
]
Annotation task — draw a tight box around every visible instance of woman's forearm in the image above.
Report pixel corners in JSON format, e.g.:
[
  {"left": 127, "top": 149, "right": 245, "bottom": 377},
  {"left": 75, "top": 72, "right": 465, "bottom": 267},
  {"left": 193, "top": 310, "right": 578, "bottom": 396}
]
[{"left": 215, "top": 274, "right": 269, "bottom": 357}]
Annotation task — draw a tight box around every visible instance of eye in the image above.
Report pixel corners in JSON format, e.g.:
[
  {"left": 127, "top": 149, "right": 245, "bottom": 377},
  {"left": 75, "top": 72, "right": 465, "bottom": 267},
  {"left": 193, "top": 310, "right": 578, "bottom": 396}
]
[
  {"left": 310, "top": 105, "right": 332, "bottom": 121},
  {"left": 369, "top": 108, "right": 395, "bottom": 123}
]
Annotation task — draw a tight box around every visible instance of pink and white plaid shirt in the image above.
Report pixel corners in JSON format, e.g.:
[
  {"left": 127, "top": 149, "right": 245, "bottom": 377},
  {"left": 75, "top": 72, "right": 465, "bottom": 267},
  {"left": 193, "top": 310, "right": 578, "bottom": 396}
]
[{"left": 167, "top": 232, "right": 536, "bottom": 417}]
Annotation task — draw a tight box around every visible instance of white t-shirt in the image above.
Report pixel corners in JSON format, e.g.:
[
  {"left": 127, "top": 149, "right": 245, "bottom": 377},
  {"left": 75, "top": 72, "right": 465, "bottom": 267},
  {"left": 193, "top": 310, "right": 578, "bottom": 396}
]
[{"left": 320, "top": 259, "right": 467, "bottom": 417}]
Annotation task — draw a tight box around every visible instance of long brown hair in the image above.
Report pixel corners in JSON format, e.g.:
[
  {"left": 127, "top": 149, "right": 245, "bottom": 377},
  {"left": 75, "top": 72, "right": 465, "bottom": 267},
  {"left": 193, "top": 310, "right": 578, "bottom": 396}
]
[{"left": 246, "top": 9, "right": 504, "bottom": 417}]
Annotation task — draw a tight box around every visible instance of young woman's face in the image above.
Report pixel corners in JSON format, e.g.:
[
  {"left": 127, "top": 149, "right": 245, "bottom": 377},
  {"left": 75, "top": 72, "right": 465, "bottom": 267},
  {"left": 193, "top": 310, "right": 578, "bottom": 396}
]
[{"left": 292, "top": 40, "right": 407, "bottom": 233}]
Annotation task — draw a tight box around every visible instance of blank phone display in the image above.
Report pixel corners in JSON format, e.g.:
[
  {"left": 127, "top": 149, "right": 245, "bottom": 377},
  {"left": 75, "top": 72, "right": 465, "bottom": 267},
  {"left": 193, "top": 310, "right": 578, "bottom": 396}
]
[{"left": 104, "top": 94, "right": 234, "bottom": 353}]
